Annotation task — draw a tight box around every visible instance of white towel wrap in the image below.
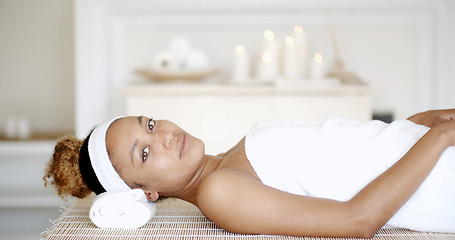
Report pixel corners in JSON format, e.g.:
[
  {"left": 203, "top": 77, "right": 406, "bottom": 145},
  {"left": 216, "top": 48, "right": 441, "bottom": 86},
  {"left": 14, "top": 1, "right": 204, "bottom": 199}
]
[
  {"left": 89, "top": 189, "right": 157, "bottom": 229},
  {"left": 245, "top": 118, "right": 455, "bottom": 232},
  {"left": 88, "top": 116, "right": 131, "bottom": 192}
]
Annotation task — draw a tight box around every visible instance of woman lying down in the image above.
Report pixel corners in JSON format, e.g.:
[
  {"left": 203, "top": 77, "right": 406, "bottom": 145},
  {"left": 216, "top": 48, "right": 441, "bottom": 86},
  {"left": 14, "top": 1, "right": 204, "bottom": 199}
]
[{"left": 44, "top": 109, "right": 455, "bottom": 238}]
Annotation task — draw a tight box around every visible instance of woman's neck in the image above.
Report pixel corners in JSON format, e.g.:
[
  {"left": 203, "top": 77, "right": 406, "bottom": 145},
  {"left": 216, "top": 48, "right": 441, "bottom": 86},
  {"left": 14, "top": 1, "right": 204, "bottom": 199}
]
[{"left": 169, "top": 154, "right": 223, "bottom": 206}]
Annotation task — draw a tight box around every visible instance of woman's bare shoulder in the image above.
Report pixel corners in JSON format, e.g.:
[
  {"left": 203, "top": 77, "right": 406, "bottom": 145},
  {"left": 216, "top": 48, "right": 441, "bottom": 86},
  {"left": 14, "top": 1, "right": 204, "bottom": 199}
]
[
  {"left": 198, "top": 168, "right": 256, "bottom": 205},
  {"left": 197, "top": 168, "right": 260, "bottom": 232}
]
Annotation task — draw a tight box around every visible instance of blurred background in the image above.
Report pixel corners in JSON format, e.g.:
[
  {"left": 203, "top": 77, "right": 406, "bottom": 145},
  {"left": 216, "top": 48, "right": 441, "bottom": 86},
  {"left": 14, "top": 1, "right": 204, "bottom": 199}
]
[{"left": 0, "top": 0, "right": 454, "bottom": 239}]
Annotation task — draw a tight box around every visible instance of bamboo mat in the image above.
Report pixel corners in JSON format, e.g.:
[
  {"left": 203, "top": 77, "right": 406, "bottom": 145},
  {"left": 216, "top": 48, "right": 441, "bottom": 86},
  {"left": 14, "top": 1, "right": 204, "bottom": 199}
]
[{"left": 43, "top": 196, "right": 455, "bottom": 240}]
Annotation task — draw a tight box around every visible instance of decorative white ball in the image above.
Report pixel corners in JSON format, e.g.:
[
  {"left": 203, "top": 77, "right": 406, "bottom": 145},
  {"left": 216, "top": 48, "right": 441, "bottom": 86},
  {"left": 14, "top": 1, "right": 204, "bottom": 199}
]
[
  {"left": 183, "top": 49, "right": 210, "bottom": 71},
  {"left": 168, "top": 37, "right": 192, "bottom": 70},
  {"left": 4, "top": 117, "right": 17, "bottom": 139},
  {"left": 17, "top": 117, "right": 31, "bottom": 139},
  {"left": 151, "top": 50, "right": 178, "bottom": 72}
]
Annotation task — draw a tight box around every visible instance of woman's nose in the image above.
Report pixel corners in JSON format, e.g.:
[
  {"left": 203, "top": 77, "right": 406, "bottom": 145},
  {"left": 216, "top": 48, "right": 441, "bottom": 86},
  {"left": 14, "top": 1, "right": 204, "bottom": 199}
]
[{"left": 153, "top": 131, "right": 174, "bottom": 149}]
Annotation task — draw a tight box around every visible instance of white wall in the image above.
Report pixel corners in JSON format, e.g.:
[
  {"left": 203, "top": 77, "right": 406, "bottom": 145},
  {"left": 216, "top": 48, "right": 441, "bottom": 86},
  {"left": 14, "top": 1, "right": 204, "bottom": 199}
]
[
  {"left": 448, "top": 1, "right": 455, "bottom": 107},
  {"left": 0, "top": 0, "right": 74, "bottom": 135}
]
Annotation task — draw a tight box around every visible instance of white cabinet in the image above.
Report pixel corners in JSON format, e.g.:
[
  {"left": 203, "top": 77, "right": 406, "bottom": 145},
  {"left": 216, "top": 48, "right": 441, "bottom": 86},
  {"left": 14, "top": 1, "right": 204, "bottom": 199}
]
[
  {"left": 124, "top": 84, "right": 372, "bottom": 155},
  {"left": 0, "top": 140, "right": 66, "bottom": 208}
]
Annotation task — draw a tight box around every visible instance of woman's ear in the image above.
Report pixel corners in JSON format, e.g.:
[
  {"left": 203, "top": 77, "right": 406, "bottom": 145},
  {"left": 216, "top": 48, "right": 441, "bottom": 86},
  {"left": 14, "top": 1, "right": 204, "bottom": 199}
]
[{"left": 143, "top": 189, "right": 159, "bottom": 202}]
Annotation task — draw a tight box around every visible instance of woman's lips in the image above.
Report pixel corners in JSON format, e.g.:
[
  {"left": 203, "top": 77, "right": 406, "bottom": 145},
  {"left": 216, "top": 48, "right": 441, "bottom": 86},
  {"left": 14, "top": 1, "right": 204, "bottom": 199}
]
[{"left": 180, "top": 133, "right": 190, "bottom": 158}]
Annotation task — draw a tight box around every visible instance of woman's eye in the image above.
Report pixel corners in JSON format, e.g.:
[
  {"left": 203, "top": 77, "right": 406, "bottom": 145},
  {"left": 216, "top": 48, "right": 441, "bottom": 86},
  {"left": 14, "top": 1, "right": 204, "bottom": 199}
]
[
  {"left": 142, "top": 146, "right": 150, "bottom": 162},
  {"left": 147, "top": 118, "right": 155, "bottom": 132}
]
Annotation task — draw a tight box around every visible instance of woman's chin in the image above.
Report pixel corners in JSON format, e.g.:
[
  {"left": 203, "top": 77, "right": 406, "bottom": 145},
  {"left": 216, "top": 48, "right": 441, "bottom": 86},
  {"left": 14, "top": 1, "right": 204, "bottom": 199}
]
[{"left": 185, "top": 136, "right": 205, "bottom": 161}]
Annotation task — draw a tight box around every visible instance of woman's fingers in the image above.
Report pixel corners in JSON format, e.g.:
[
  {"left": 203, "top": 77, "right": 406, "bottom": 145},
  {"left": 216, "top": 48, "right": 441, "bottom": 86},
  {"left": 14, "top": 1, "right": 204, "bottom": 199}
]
[{"left": 408, "top": 109, "right": 455, "bottom": 128}]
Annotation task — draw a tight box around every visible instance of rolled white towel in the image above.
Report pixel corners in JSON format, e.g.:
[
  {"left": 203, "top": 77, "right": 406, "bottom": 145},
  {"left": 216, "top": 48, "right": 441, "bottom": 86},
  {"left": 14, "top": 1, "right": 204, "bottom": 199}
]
[{"left": 89, "top": 189, "right": 156, "bottom": 229}]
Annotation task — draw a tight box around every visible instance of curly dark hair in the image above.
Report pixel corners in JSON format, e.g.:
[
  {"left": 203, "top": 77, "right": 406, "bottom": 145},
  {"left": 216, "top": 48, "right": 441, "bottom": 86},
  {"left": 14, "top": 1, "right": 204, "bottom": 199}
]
[{"left": 43, "top": 135, "right": 92, "bottom": 199}]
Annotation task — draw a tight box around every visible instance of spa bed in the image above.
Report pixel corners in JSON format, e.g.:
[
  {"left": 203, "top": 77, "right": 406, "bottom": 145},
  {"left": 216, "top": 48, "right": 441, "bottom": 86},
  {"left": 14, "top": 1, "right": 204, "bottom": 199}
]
[{"left": 43, "top": 195, "right": 455, "bottom": 240}]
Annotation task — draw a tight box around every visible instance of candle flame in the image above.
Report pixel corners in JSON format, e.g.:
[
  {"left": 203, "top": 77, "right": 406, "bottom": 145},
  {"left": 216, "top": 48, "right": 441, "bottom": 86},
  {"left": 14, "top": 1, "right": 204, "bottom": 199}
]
[
  {"left": 314, "top": 53, "right": 323, "bottom": 63},
  {"left": 294, "top": 25, "right": 303, "bottom": 35},
  {"left": 285, "top": 36, "right": 295, "bottom": 47},
  {"left": 235, "top": 45, "right": 245, "bottom": 55},
  {"left": 264, "top": 30, "right": 275, "bottom": 41},
  {"left": 262, "top": 52, "right": 273, "bottom": 63}
]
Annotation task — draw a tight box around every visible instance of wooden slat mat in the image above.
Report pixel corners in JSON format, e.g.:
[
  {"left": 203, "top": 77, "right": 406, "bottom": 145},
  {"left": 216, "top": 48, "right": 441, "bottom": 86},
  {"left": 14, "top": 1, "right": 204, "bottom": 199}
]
[{"left": 43, "top": 196, "right": 455, "bottom": 240}]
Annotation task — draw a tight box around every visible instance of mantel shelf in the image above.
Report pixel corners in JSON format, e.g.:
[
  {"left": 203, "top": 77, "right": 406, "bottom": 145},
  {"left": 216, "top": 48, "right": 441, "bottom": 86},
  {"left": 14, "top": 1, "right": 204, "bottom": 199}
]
[
  {"left": 123, "top": 82, "right": 371, "bottom": 96},
  {"left": 0, "top": 132, "right": 67, "bottom": 142},
  {"left": 0, "top": 139, "right": 57, "bottom": 156}
]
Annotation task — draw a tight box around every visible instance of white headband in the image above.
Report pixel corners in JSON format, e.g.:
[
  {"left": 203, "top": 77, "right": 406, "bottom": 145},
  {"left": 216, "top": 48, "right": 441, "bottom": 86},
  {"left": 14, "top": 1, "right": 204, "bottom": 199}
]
[{"left": 88, "top": 116, "right": 131, "bottom": 192}]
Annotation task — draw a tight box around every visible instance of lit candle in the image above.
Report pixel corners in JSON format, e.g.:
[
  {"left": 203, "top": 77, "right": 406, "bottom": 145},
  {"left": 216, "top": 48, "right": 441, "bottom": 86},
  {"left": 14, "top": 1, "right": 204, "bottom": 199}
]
[
  {"left": 293, "top": 25, "right": 309, "bottom": 79},
  {"left": 264, "top": 29, "right": 274, "bottom": 41},
  {"left": 262, "top": 30, "right": 280, "bottom": 62},
  {"left": 263, "top": 52, "right": 272, "bottom": 63},
  {"left": 256, "top": 51, "right": 278, "bottom": 81},
  {"left": 283, "top": 35, "right": 298, "bottom": 79},
  {"left": 256, "top": 30, "right": 280, "bottom": 81},
  {"left": 232, "top": 45, "right": 250, "bottom": 82},
  {"left": 310, "top": 52, "right": 326, "bottom": 80}
]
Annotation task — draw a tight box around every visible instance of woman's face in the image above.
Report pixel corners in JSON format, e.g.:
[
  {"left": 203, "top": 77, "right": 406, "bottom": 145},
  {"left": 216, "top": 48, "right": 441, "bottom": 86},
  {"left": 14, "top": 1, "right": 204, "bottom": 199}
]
[{"left": 105, "top": 116, "right": 205, "bottom": 200}]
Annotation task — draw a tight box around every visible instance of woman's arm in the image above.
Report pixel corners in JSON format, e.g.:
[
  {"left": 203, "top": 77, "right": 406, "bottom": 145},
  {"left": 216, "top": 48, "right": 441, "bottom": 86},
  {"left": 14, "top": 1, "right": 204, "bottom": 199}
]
[
  {"left": 199, "top": 169, "right": 369, "bottom": 238},
  {"left": 349, "top": 120, "right": 454, "bottom": 233},
  {"left": 198, "top": 121, "right": 455, "bottom": 238}
]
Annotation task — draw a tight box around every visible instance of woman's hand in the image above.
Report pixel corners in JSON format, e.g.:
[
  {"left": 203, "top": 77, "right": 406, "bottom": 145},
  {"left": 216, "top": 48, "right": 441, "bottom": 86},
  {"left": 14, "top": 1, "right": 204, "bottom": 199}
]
[
  {"left": 428, "top": 119, "right": 455, "bottom": 147},
  {"left": 407, "top": 109, "right": 455, "bottom": 128}
]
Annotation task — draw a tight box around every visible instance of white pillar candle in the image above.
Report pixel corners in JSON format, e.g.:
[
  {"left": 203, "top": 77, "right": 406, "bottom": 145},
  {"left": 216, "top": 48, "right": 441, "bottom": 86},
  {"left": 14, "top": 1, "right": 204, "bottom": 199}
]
[
  {"left": 293, "top": 25, "right": 309, "bottom": 79},
  {"left": 256, "top": 30, "right": 280, "bottom": 81},
  {"left": 310, "top": 52, "right": 326, "bottom": 80},
  {"left": 262, "top": 30, "right": 280, "bottom": 57},
  {"left": 232, "top": 45, "right": 250, "bottom": 82},
  {"left": 256, "top": 51, "right": 278, "bottom": 81},
  {"left": 283, "top": 35, "right": 298, "bottom": 79}
]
